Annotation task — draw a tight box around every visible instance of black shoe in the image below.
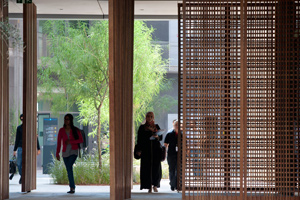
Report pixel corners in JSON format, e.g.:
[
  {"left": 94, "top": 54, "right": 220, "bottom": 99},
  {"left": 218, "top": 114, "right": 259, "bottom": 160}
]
[
  {"left": 19, "top": 177, "right": 22, "bottom": 184},
  {"left": 171, "top": 186, "right": 175, "bottom": 191},
  {"left": 9, "top": 173, "right": 14, "bottom": 180},
  {"left": 67, "top": 190, "right": 75, "bottom": 194}
]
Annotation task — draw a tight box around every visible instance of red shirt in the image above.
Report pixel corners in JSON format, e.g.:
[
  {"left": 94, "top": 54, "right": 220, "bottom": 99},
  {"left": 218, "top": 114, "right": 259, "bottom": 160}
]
[{"left": 56, "top": 127, "right": 83, "bottom": 157}]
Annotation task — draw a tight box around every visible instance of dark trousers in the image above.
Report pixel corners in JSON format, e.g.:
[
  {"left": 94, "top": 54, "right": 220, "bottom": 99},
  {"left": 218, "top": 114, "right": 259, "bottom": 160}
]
[
  {"left": 17, "top": 147, "right": 22, "bottom": 176},
  {"left": 63, "top": 155, "right": 78, "bottom": 189},
  {"left": 167, "top": 154, "right": 177, "bottom": 189}
]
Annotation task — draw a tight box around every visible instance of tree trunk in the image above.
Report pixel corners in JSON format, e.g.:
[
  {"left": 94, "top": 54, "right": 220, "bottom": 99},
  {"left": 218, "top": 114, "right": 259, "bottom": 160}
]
[{"left": 97, "top": 107, "right": 102, "bottom": 169}]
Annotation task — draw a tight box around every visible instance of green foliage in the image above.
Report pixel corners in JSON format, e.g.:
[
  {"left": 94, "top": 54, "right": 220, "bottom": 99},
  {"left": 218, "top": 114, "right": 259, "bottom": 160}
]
[
  {"left": 38, "top": 20, "right": 111, "bottom": 166},
  {"left": 0, "top": 4, "right": 23, "bottom": 58},
  {"left": 132, "top": 159, "right": 140, "bottom": 184},
  {"left": 153, "top": 95, "right": 177, "bottom": 114},
  {"left": 38, "top": 20, "right": 168, "bottom": 169},
  {"left": 9, "top": 123, "right": 17, "bottom": 145},
  {"left": 0, "top": 19, "right": 23, "bottom": 48},
  {"left": 161, "top": 161, "right": 169, "bottom": 179},
  {"left": 39, "top": 20, "right": 109, "bottom": 121},
  {"left": 38, "top": 20, "right": 109, "bottom": 135},
  {"left": 50, "top": 152, "right": 168, "bottom": 185},
  {"left": 38, "top": 19, "right": 167, "bottom": 134},
  {"left": 49, "top": 152, "right": 110, "bottom": 185},
  {"left": 132, "top": 21, "right": 167, "bottom": 125},
  {"left": 49, "top": 154, "right": 68, "bottom": 184},
  {"left": 146, "top": 78, "right": 178, "bottom": 126}
]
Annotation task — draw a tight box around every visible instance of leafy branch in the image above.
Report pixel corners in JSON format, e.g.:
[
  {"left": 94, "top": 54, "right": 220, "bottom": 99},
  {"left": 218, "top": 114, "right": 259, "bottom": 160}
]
[{"left": 0, "top": 19, "right": 23, "bottom": 48}]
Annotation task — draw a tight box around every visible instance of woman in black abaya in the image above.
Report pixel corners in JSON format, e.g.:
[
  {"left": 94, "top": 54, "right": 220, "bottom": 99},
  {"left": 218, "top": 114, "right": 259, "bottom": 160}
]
[{"left": 136, "top": 111, "right": 162, "bottom": 193}]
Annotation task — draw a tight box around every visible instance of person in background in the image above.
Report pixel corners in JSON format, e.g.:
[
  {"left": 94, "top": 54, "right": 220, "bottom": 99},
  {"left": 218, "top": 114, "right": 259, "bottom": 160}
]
[
  {"left": 13, "top": 114, "right": 41, "bottom": 184},
  {"left": 56, "top": 113, "right": 83, "bottom": 194},
  {"left": 136, "top": 111, "right": 162, "bottom": 193},
  {"left": 164, "top": 119, "right": 178, "bottom": 191}
]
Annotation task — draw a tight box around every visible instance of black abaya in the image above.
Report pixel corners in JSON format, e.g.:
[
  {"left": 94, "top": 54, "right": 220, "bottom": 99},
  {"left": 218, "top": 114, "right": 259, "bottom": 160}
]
[{"left": 137, "top": 124, "right": 162, "bottom": 190}]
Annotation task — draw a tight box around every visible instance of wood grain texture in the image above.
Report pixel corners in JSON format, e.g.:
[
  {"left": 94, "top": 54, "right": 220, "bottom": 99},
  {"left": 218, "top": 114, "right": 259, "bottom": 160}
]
[
  {"left": 0, "top": 0, "right": 9, "bottom": 199},
  {"left": 109, "top": 0, "right": 134, "bottom": 199},
  {"left": 22, "top": 3, "right": 37, "bottom": 193}
]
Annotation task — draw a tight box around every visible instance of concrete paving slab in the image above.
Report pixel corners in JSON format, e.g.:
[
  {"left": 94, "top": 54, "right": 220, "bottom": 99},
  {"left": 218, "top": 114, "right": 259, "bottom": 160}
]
[{"left": 8, "top": 171, "right": 182, "bottom": 200}]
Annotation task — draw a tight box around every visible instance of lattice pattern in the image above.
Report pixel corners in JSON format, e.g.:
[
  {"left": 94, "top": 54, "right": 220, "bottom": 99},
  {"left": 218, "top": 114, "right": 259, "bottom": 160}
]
[
  {"left": 181, "top": 1, "right": 242, "bottom": 196},
  {"left": 246, "top": 1, "right": 276, "bottom": 195},
  {"left": 179, "top": 1, "right": 300, "bottom": 199},
  {"left": 178, "top": 3, "right": 184, "bottom": 191},
  {"left": 274, "top": 0, "right": 300, "bottom": 198}
]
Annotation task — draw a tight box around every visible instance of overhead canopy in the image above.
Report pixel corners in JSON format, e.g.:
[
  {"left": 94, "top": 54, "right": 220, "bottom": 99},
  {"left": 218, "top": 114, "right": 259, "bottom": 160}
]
[{"left": 8, "top": 0, "right": 181, "bottom": 19}]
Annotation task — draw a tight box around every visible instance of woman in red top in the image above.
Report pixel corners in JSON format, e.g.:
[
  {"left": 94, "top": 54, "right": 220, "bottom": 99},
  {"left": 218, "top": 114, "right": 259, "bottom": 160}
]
[{"left": 56, "top": 113, "right": 83, "bottom": 194}]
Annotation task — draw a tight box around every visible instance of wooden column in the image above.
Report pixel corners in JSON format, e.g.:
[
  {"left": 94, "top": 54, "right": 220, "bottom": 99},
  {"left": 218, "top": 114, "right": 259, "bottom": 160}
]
[
  {"left": 109, "top": 0, "right": 134, "bottom": 199},
  {"left": 0, "top": 1, "right": 9, "bottom": 199},
  {"left": 22, "top": 3, "right": 37, "bottom": 192}
]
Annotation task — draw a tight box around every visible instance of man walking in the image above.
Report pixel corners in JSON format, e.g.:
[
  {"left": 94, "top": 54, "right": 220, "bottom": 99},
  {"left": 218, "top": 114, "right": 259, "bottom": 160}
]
[
  {"left": 164, "top": 119, "right": 179, "bottom": 191},
  {"left": 13, "top": 114, "right": 40, "bottom": 184}
]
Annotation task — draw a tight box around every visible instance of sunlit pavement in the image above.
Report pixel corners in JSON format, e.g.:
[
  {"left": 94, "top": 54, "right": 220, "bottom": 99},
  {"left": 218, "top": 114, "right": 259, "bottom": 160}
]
[{"left": 8, "top": 170, "right": 182, "bottom": 200}]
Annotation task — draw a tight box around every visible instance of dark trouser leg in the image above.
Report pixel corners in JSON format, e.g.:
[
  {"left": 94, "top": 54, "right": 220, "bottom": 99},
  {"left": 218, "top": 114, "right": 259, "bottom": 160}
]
[
  {"left": 17, "top": 147, "right": 22, "bottom": 177},
  {"left": 167, "top": 155, "right": 177, "bottom": 189},
  {"left": 63, "top": 155, "right": 78, "bottom": 189}
]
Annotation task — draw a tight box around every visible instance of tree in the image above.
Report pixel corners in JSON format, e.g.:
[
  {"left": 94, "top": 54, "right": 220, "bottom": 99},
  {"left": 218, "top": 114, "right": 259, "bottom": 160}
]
[
  {"left": 132, "top": 21, "right": 169, "bottom": 126},
  {"left": 38, "top": 20, "right": 167, "bottom": 169},
  {"left": 1, "top": 1, "right": 24, "bottom": 146},
  {"left": 0, "top": 0, "right": 23, "bottom": 55}
]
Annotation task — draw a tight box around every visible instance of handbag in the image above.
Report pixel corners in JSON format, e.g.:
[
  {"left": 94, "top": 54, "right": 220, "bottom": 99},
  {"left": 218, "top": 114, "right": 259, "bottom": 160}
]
[
  {"left": 160, "top": 144, "right": 166, "bottom": 162},
  {"left": 9, "top": 156, "right": 17, "bottom": 180},
  {"left": 134, "top": 144, "right": 142, "bottom": 159}
]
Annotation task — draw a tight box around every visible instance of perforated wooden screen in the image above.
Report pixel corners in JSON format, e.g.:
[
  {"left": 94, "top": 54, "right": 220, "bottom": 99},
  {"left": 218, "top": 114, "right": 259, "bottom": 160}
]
[
  {"left": 179, "top": 0, "right": 300, "bottom": 199},
  {"left": 178, "top": 3, "right": 184, "bottom": 192}
]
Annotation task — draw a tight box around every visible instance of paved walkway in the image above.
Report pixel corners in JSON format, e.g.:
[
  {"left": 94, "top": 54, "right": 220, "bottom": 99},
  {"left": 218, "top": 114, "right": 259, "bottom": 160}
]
[{"left": 8, "top": 171, "right": 182, "bottom": 200}]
